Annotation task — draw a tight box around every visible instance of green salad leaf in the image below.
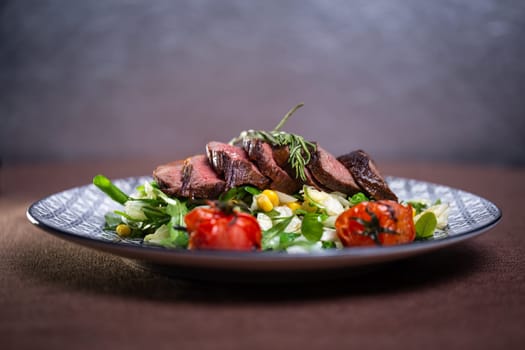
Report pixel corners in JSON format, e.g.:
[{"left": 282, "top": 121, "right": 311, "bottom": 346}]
[
  {"left": 279, "top": 232, "right": 301, "bottom": 249},
  {"left": 349, "top": 192, "right": 369, "bottom": 206},
  {"left": 261, "top": 216, "right": 294, "bottom": 250},
  {"left": 415, "top": 211, "right": 438, "bottom": 239},
  {"left": 301, "top": 212, "right": 325, "bottom": 242},
  {"left": 321, "top": 241, "right": 337, "bottom": 249}
]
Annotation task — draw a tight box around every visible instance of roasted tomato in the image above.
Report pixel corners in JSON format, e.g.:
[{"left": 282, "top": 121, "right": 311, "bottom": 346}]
[
  {"left": 335, "top": 200, "right": 415, "bottom": 247},
  {"left": 184, "top": 204, "right": 261, "bottom": 251}
]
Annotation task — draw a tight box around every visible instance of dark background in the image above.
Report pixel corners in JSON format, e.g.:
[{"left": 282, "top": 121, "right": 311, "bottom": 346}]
[{"left": 1, "top": 0, "right": 524, "bottom": 166}]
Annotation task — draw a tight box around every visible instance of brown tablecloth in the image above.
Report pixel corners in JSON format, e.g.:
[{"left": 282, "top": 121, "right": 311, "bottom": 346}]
[{"left": 1, "top": 160, "right": 524, "bottom": 349}]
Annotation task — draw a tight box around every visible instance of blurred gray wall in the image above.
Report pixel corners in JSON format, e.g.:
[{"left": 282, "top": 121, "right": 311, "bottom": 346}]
[{"left": 1, "top": 0, "right": 524, "bottom": 165}]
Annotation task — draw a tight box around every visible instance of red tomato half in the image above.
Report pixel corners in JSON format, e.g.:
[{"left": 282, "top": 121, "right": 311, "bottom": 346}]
[
  {"left": 335, "top": 200, "right": 415, "bottom": 247},
  {"left": 184, "top": 205, "right": 261, "bottom": 251}
]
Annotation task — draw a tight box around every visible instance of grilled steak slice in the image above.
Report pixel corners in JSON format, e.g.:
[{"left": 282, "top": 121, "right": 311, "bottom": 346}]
[
  {"left": 272, "top": 145, "right": 332, "bottom": 192},
  {"left": 206, "top": 141, "right": 270, "bottom": 189},
  {"left": 308, "top": 144, "right": 361, "bottom": 195},
  {"left": 303, "top": 167, "right": 332, "bottom": 192},
  {"left": 153, "top": 160, "right": 185, "bottom": 197},
  {"left": 180, "top": 155, "right": 226, "bottom": 199},
  {"left": 337, "top": 150, "right": 397, "bottom": 201},
  {"left": 243, "top": 138, "right": 301, "bottom": 193},
  {"left": 271, "top": 145, "right": 304, "bottom": 181},
  {"left": 271, "top": 145, "right": 290, "bottom": 169}
]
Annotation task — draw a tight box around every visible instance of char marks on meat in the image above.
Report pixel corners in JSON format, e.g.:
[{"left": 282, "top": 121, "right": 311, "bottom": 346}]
[
  {"left": 153, "top": 160, "right": 185, "bottom": 197},
  {"left": 180, "top": 155, "right": 226, "bottom": 199},
  {"left": 337, "top": 150, "right": 398, "bottom": 201},
  {"left": 243, "top": 138, "right": 301, "bottom": 193},
  {"left": 307, "top": 144, "right": 361, "bottom": 194},
  {"left": 206, "top": 141, "right": 270, "bottom": 190},
  {"left": 154, "top": 139, "right": 396, "bottom": 200}
]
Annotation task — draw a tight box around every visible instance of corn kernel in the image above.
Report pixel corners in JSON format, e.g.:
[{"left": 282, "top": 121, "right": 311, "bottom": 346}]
[
  {"left": 257, "top": 194, "right": 274, "bottom": 212},
  {"left": 412, "top": 207, "right": 416, "bottom": 217},
  {"left": 116, "top": 224, "right": 131, "bottom": 237},
  {"left": 286, "top": 201, "right": 302, "bottom": 212},
  {"left": 262, "top": 189, "right": 279, "bottom": 207}
]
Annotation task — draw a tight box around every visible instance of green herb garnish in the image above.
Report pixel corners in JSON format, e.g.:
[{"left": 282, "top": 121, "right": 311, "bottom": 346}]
[
  {"left": 349, "top": 192, "right": 369, "bottom": 206},
  {"left": 230, "top": 103, "right": 316, "bottom": 181},
  {"left": 407, "top": 200, "right": 428, "bottom": 215}
]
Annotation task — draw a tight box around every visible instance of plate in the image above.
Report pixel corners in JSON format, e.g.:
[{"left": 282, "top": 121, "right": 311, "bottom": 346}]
[{"left": 26, "top": 176, "right": 501, "bottom": 282}]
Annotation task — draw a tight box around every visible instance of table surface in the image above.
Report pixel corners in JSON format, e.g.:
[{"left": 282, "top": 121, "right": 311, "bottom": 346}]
[{"left": 1, "top": 159, "right": 524, "bottom": 350}]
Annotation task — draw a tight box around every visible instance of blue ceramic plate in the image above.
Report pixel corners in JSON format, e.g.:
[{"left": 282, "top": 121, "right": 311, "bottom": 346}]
[{"left": 27, "top": 177, "right": 501, "bottom": 281}]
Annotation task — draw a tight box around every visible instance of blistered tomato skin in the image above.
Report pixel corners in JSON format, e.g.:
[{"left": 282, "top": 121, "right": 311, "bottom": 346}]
[
  {"left": 335, "top": 200, "right": 415, "bottom": 247},
  {"left": 185, "top": 206, "right": 261, "bottom": 251}
]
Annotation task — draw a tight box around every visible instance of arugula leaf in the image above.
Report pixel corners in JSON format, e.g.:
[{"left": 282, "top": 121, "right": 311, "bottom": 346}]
[
  {"left": 143, "top": 200, "right": 189, "bottom": 248},
  {"left": 261, "top": 216, "right": 294, "bottom": 250}
]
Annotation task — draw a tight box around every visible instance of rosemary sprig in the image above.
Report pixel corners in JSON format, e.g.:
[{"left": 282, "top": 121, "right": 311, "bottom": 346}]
[
  {"left": 264, "top": 130, "right": 315, "bottom": 181},
  {"left": 229, "top": 103, "right": 316, "bottom": 181},
  {"left": 273, "top": 103, "right": 305, "bottom": 131}
]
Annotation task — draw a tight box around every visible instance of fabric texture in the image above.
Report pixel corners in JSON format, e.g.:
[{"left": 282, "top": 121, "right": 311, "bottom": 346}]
[{"left": 1, "top": 161, "right": 523, "bottom": 349}]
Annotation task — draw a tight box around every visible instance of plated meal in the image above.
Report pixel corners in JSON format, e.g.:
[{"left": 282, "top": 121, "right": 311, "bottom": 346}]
[
  {"left": 25, "top": 103, "right": 502, "bottom": 280},
  {"left": 93, "top": 104, "right": 451, "bottom": 253}
]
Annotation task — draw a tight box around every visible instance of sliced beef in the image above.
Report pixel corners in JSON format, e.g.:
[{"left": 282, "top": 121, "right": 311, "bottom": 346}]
[
  {"left": 271, "top": 145, "right": 303, "bottom": 181},
  {"left": 243, "top": 138, "right": 301, "bottom": 193},
  {"left": 337, "top": 150, "right": 398, "bottom": 201},
  {"left": 307, "top": 144, "right": 361, "bottom": 195},
  {"left": 303, "top": 167, "right": 333, "bottom": 192},
  {"left": 180, "top": 155, "right": 226, "bottom": 199},
  {"left": 272, "top": 144, "right": 332, "bottom": 192},
  {"left": 153, "top": 160, "right": 185, "bottom": 197},
  {"left": 206, "top": 141, "right": 270, "bottom": 189},
  {"left": 272, "top": 145, "right": 290, "bottom": 169},
  {"left": 271, "top": 145, "right": 299, "bottom": 181}
]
